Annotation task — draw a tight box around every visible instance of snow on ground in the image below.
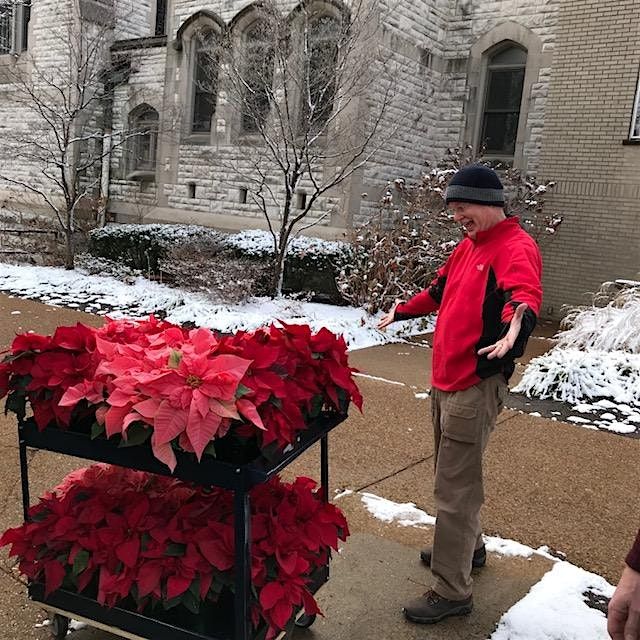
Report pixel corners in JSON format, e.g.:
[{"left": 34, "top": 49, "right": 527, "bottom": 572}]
[
  {"left": 513, "top": 282, "right": 640, "bottom": 436},
  {"left": 353, "top": 491, "right": 613, "bottom": 640},
  {"left": 0, "top": 263, "right": 434, "bottom": 351}
]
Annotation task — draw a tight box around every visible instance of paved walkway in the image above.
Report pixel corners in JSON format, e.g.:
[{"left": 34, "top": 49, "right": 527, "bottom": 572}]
[{"left": 0, "top": 295, "right": 636, "bottom": 639}]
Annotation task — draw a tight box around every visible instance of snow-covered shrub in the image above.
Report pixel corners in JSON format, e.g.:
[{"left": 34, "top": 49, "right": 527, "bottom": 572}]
[
  {"left": 557, "top": 282, "right": 640, "bottom": 353},
  {"left": 224, "top": 230, "right": 353, "bottom": 304},
  {"left": 88, "top": 225, "right": 352, "bottom": 303},
  {"left": 159, "top": 239, "right": 270, "bottom": 303},
  {"left": 513, "top": 349, "right": 640, "bottom": 405},
  {"left": 89, "top": 224, "right": 223, "bottom": 273},
  {"left": 514, "top": 280, "right": 640, "bottom": 404},
  {"left": 337, "top": 147, "right": 562, "bottom": 315},
  {"left": 74, "top": 253, "right": 143, "bottom": 281}
]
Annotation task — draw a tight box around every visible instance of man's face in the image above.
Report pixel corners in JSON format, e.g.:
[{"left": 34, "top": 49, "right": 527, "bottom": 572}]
[{"left": 449, "top": 202, "right": 505, "bottom": 239}]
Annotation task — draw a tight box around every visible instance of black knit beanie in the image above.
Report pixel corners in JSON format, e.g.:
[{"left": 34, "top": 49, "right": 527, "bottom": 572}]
[{"left": 444, "top": 164, "right": 504, "bottom": 207}]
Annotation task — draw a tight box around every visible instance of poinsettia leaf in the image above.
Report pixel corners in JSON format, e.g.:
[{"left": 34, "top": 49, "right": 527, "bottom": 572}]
[
  {"left": 273, "top": 599, "right": 294, "bottom": 629},
  {"left": 166, "top": 574, "right": 192, "bottom": 600},
  {"left": 165, "top": 543, "right": 186, "bottom": 557},
  {"left": 237, "top": 398, "right": 265, "bottom": 430},
  {"left": 137, "top": 563, "right": 163, "bottom": 598},
  {"left": 72, "top": 549, "right": 90, "bottom": 576},
  {"left": 154, "top": 401, "right": 188, "bottom": 446},
  {"left": 181, "top": 588, "right": 201, "bottom": 614},
  {"left": 162, "top": 595, "right": 183, "bottom": 610},
  {"left": 309, "top": 395, "right": 323, "bottom": 419},
  {"left": 197, "top": 539, "right": 234, "bottom": 571},
  {"left": 116, "top": 536, "right": 140, "bottom": 568},
  {"left": 119, "top": 422, "right": 151, "bottom": 448},
  {"left": 186, "top": 410, "right": 223, "bottom": 461},
  {"left": 203, "top": 441, "right": 217, "bottom": 458},
  {"left": 168, "top": 349, "right": 182, "bottom": 369},
  {"left": 150, "top": 435, "right": 177, "bottom": 472},
  {"left": 44, "top": 560, "right": 66, "bottom": 597},
  {"left": 235, "top": 383, "right": 252, "bottom": 398},
  {"left": 259, "top": 582, "right": 284, "bottom": 609},
  {"left": 91, "top": 421, "right": 105, "bottom": 440}
]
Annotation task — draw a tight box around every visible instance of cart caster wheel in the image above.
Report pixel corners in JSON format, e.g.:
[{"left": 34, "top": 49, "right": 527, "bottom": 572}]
[
  {"left": 295, "top": 613, "right": 316, "bottom": 628},
  {"left": 50, "top": 614, "right": 69, "bottom": 639}
]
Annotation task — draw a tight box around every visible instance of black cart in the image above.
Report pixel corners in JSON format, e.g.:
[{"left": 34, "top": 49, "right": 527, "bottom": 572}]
[{"left": 16, "top": 410, "right": 346, "bottom": 640}]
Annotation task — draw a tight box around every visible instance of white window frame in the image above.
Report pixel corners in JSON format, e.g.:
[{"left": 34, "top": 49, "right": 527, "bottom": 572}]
[{"left": 630, "top": 71, "right": 640, "bottom": 140}]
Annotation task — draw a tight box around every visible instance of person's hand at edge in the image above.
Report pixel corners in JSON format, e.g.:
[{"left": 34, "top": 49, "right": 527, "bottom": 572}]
[
  {"left": 377, "top": 298, "right": 404, "bottom": 330},
  {"left": 609, "top": 565, "right": 640, "bottom": 640},
  {"left": 477, "top": 302, "right": 528, "bottom": 360}
]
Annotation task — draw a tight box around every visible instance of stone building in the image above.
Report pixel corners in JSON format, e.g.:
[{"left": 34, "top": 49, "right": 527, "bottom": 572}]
[{"left": 0, "top": 0, "right": 638, "bottom": 314}]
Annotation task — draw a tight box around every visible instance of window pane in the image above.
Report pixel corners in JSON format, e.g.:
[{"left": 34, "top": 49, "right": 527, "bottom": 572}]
[
  {"left": 155, "top": 0, "right": 167, "bottom": 36},
  {"left": 490, "top": 46, "right": 527, "bottom": 66},
  {"left": 0, "top": 3, "right": 13, "bottom": 55},
  {"left": 481, "top": 112, "right": 520, "bottom": 155},
  {"left": 128, "top": 107, "right": 158, "bottom": 172},
  {"left": 21, "top": 0, "right": 30, "bottom": 51},
  {"left": 304, "top": 15, "right": 340, "bottom": 130},
  {"left": 242, "top": 22, "right": 274, "bottom": 132},
  {"left": 485, "top": 68, "right": 525, "bottom": 111},
  {"left": 192, "top": 32, "right": 218, "bottom": 133}
]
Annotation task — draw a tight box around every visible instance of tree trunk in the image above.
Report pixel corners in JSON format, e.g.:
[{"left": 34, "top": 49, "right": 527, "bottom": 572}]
[
  {"left": 64, "top": 227, "right": 74, "bottom": 269},
  {"left": 272, "top": 248, "right": 286, "bottom": 297}
]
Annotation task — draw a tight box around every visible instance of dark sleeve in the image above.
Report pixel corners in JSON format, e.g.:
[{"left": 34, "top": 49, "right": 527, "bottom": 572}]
[
  {"left": 626, "top": 529, "right": 640, "bottom": 572},
  {"left": 394, "top": 274, "right": 446, "bottom": 320},
  {"left": 502, "top": 301, "right": 538, "bottom": 359}
]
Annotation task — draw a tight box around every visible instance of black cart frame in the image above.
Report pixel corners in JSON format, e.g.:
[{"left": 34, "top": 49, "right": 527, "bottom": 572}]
[{"left": 17, "top": 410, "right": 346, "bottom": 640}]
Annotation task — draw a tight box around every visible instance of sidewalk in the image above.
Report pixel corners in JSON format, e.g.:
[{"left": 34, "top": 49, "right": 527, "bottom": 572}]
[{"left": 0, "top": 295, "right": 633, "bottom": 639}]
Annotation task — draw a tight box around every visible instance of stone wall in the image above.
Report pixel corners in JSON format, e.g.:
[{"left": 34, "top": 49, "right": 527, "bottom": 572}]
[{"left": 0, "top": 0, "right": 154, "bottom": 212}]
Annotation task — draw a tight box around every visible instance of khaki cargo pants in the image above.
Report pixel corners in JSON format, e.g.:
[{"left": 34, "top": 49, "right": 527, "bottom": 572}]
[{"left": 430, "top": 374, "right": 508, "bottom": 600}]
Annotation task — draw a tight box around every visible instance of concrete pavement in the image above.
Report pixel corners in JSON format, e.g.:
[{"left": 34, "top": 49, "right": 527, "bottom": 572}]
[{"left": 0, "top": 295, "right": 634, "bottom": 639}]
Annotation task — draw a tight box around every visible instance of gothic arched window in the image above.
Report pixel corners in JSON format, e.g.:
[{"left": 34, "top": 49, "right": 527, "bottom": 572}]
[
  {"left": 191, "top": 29, "right": 219, "bottom": 133},
  {"left": 241, "top": 20, "right": 275, "bottom": 132},
  {"left": 480, "top": 45, "right": 527, "bottom": 157},
  {"left": 303, "top": 13, "right": 340, "bottom": 131},
  {"left": 127, "top": 105, "right": 159, "bottom": 175}
]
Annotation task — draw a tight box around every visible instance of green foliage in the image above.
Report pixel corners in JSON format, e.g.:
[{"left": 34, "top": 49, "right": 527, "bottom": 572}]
[
  {"left": 89, "top": 224, "right": 223, "bottom": 273},
  {"left": 89, "top": 224, "right": 353, "bottom": 303}
]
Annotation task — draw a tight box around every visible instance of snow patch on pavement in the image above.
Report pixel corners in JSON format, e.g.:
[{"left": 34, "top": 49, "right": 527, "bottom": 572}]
[
  {"left": 356, "top": 491, "right": 613, "bottom": 640},
  {"left": 0, "top": 263, "right": 435, "bottom": 351},
  {"left": 490, "top": 562, "right": 613, "bottom": 640}
]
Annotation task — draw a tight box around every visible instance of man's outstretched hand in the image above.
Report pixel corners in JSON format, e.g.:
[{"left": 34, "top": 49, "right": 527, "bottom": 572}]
[
  {"left": 477, "top": 303, "right": 528, "bottom": 360},
  {"left": 377, "top": 299, "right": 404, "bottom": 330},
  {"left": 608, "top": 565, "right": 640, "bottom": 640}
]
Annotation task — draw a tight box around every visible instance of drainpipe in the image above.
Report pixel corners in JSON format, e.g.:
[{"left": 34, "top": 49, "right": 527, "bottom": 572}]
[
  {"left": 98, "top": 128, "right": 112, "bottom": 227},
  {"left": 97, "top": 66, "right": 115, "bottom": 228}
]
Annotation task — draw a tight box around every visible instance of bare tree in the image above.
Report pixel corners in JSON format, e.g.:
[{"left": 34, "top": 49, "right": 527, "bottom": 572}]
[
  {"left": 0, "top": 0, "right": 156, "bottom": 268},
  {"left": 201, "top": 0, "right": 398, "bottom": 296}
]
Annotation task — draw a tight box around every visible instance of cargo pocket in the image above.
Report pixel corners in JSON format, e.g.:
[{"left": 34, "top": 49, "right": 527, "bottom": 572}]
[{"left": 443, "top": 403, "right": 479, "bottom": 443}]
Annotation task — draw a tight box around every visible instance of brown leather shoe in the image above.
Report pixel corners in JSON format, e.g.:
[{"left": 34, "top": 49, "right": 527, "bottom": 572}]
[{"left": 403, "top": 589, "right": 473, "bottom": 624}]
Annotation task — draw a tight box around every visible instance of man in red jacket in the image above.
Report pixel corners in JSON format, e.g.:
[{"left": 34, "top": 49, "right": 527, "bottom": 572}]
[
  {"left": 378, "top": 164, "right": 542, "bottom": 624},
  {"left": 608, "top": 530, "right": 640, "bottom": 639}
]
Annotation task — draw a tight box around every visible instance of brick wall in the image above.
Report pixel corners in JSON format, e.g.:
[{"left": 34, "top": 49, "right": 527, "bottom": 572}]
[{"left": 539, "top": 0, "right": 640, "bottom": 314}]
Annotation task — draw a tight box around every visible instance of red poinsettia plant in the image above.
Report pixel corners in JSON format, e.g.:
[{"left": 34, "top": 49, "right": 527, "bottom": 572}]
[
  {"left": 0, "top": 464, "right": 349, "bottom": 639},
  {"left": 0, "top": 317, "right": 362, "bottom": 470}
]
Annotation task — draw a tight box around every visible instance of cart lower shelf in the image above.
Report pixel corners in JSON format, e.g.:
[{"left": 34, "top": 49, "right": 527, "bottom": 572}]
[{"left": 29, "top": 565, "right": 328, "bottom": 640}]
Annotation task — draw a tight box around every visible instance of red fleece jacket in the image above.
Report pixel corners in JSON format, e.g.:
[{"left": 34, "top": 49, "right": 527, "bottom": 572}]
[
  {"left": 394, "top": 217, "right": 542, "bottom": 391},
  {"left": 626, "top": 529, "right": 640, "bottom": 572}
]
